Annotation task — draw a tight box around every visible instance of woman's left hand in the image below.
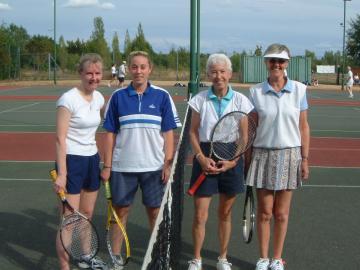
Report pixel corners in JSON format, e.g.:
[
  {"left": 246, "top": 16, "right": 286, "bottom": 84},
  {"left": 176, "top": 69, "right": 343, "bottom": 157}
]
[
  {"left": 301, "top": 159, "right": 309, "bottom": 180},
  {"left": 162, "top": 162, "right": 172, "bottom": 183},
  {"left": 216, "top": 160, "right": 237, "bottom": 173}
]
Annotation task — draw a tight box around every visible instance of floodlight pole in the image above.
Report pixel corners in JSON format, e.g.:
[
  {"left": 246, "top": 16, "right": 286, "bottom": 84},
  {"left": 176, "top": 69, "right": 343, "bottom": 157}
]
[
  {"left": 341, "top": 0, "right": 351, "bottom": 91},
  {"left": 53, "top": 0, "right": 57, "bottom": 85},
  {"left": 189, "top": 0, "right": 200, "bottom": 97}
]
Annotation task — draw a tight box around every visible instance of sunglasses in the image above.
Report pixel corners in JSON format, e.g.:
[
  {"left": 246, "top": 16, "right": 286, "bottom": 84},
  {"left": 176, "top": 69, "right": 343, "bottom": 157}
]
[{"left": 268, "top": 58, "right": 287, "bottom": 64}]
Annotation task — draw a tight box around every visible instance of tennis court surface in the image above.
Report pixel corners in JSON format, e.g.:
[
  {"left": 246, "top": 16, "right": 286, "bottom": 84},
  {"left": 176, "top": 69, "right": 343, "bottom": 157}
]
[{"left": 0, "top": 83, "right": 359, "bottom": 269}]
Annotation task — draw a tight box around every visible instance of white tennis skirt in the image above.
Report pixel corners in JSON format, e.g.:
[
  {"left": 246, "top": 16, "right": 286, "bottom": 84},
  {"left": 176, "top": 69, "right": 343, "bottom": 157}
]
[{"left": 246, "top": 147, "right": 302, "bottom": 190}]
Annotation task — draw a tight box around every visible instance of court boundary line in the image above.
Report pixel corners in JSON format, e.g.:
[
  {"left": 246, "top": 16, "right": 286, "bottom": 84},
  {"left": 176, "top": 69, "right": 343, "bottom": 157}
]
[{"left": 0, "top": 102, "right": 40, "bottom": 114}]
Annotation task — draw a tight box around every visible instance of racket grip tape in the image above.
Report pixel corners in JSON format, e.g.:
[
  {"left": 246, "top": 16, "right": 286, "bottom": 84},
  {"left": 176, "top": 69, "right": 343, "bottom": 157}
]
[
  {"left": 49, "top": 169, "right": 66, "bottom": 200},
  {"left": 104, "top": 181, "right": 112, "bottom": 199},
  {"left": 187, "top": 173, "right": 206, "bottom": 196}
]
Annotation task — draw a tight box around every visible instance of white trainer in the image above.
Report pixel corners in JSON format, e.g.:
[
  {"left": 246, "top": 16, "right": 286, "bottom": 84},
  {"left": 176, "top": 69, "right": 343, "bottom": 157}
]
[
  {"left": 188, "top": 259, "right": 202, "bottom": 270},
  {"left": 255, "top": 258, "right": 270, "bottom": 270},
  {"left": 216, "top": 257, "right": 232, "bottom": 270},
  {"left": 269, "top": 259, "right": 284, "bottom": 270}
]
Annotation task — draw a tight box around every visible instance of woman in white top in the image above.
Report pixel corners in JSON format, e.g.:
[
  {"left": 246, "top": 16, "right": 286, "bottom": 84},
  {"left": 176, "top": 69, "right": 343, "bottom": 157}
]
[
  {"left": 187, "top": 54, "right": 253, "bottom": 270},
  {"left": 53, "top": 53, "right": 106, "bottom": 270},
  {"left": 246, "top": 44, "right": 310, "bottom": 270}
]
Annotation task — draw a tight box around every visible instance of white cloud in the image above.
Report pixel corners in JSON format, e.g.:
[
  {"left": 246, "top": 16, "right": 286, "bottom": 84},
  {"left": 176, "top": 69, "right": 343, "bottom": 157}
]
[
  {"left": 0, "top": 3, "right": 11, "bottom": 10},
  {"left": 100, "top": 2, "right": 115, "bottom": 9},
  {"left": 64, "top": 0, "right": 115, "bottom": 9}
]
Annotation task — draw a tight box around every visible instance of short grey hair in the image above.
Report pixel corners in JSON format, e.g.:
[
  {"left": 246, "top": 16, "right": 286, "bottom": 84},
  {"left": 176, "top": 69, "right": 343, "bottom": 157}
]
[
  {"left": 77, "top": 53, "right": 103, "bottom": 73},
  {"left": 206, "top": 53, "right": 232, "bottom": 74},
  {"left": 264, "top": 43, "right": 291, "bottom": 58}
]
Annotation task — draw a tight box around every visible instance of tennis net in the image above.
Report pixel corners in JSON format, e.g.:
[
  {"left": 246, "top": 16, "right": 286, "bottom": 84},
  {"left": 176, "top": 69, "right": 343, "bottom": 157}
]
[{"left": 141, "top": 103, "right": 192, "bottom": 270}]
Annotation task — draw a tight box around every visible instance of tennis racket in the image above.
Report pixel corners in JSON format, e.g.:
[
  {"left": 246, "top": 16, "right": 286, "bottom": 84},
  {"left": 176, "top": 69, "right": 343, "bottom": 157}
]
[
  {"left": 188, "top": 111, "right": 257, "bottom": 196},
  {"left": 50, "top": 169, "right": 99, "bottom": 262},
  {"left": 242, "top": 186, "right": 255, "bottom": 243},
  {"left": 104, "top": 180, "right": 131, "bottom": 266}
]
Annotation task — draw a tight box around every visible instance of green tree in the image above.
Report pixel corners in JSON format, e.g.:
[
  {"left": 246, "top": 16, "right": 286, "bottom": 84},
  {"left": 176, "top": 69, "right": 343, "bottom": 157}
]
[
  {"left": 25, "top": 35, "right": 54, "bottom": 71},
  {"left": 111, "top": 31, "right": 122, "bottom": 64},
  {"left": 67, "top": 38, "right": 87, "bottom": 55},
  {"left": 305, "top": 50, "right": 317, "bottom": 71},
  {"left": 123, "top": 29, "right": 131, "bottom": 58},
  {"left": 347, "top": 14, "right": 360, "bottom": 65},
  {"left": 58, "top": 36, "right": 68, "bottom": 70},
  {"left": 0, "top": 25, "right": 11, "bottom": 79},
  {"left": 126, "top": 23, "right": 154, "bottom": 57},
  {"left": 254, "top": 45, "right": 262, "bottom": 56},
  {"left": 87, "top": 16, "right": 111, "bottom": 67}
]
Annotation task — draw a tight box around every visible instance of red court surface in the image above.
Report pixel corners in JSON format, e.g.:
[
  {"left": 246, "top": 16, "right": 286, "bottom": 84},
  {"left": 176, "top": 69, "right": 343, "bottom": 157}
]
[{"left": 0, "top": 133, "right": 359, "bottom": 168}]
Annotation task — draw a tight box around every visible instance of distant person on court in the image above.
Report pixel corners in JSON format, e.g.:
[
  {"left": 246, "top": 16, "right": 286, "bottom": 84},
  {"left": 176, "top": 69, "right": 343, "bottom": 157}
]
[
  {"left": 101, "top": 51, "right": 181, "bottom": 268},
  {"left": 117, "top": 60, "right": 127, "bottom": 88},
  {"left": 187, "top": 53, "right": 254, "bottom": 270},
  {"left": 246, "top": 44, "right": 310, "bottom": 270},
  {"left": 346, "top": 66, "right": 354, "bottom": 98},
  {"left": 53, "top": 53, "right": 107, "bottom": 270},
  {"left": 354, "top": 73, "right": 359, "bottom": 85},
  {"left": 108, "top": 63, "right": 117, "bottom": 87}
]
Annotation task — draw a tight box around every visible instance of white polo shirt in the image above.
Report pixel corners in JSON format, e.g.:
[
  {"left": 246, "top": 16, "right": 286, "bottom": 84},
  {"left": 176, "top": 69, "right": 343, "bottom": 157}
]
[
  {"left": 57, "top": 87, "right": 105, "bottom": 156},
  {"left": 188, "top": 86, "right": 254, "bottom": 142},
  {"left": 249, "top": 79, "right": 308, "bottom": 149}
]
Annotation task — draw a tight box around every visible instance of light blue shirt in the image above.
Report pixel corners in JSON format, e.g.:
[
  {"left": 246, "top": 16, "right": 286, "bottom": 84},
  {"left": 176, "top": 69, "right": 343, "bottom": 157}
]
[
  {"left": 249, "top": 79, "right": 308, "bottom": 149},
  {"left": 208, "top": 87, "right": 234, "bottom": 118},
  {"left": 189, "top": 86, "right": 254, "bottom": 142}
]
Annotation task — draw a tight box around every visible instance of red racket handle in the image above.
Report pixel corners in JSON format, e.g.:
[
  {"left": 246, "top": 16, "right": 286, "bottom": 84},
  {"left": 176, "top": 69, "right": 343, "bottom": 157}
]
[{"left": 188, "top": 172, "right": 206, "bottom": 196}]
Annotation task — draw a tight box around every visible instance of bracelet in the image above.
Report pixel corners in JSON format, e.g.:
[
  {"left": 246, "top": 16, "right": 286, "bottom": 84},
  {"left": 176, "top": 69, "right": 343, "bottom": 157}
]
[
  {"left": 302, "top": 157, "right": 308, "bottom": 160},
  {"left": 195, "top": 152, "right": 202, "bottom": 160},
  {"left": 103, "top": 165, "right": 111, "bottom": 169}
]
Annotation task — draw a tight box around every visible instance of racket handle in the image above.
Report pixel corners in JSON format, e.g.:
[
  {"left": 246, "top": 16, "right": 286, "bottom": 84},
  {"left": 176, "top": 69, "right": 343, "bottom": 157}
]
[
  {"left": 49, "top": 169, "right": 66, "bottom": 200},
  {"left": 104, "top": 180, "right": 112, "bottom": 199},
  {"left": 187, "top": 173, "right": 206, "bottom": 196},
  {"left": 49, "top": 169, "right": 57, "bottom": 181}
]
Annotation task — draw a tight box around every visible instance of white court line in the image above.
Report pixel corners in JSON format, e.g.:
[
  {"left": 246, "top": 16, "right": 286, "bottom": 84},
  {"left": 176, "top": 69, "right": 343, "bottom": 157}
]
[
  {"left": 7, "top": 111, "right": 55, "bottom": 113},
  {"left": 312, "top": 129, "right": 360, "bottom": 133},
  {"left": 0, "top": 102, "right": 40, "bottom": 114},
  {"left": 0, "top": 178, "right": 49, "bottom": 182},
  {"left": 302, "top": 184, "right": 360, "bottom": 188},
  {"left": 2, "top": 178, "right": 360, "bottom": 189},
  {"left": 0, "top": 124, "right": 55, "bottom": 127}
]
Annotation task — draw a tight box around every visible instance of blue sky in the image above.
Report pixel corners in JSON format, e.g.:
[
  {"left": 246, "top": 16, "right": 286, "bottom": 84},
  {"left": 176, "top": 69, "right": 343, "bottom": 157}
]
[{"left": 1, "top": 0, "right": 359, "bottom": 57}]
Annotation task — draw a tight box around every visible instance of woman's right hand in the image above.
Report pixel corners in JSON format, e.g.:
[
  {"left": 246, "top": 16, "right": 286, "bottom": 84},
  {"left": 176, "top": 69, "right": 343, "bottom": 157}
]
[
  {"left": 197, "top": 155, "right": 220, "bottom": 175},
  {"left": 54, "top": 174, "right": 67, "bottom": 194},
  {"left": 100, "top": 167, "right": 111, "bottom": 182}
]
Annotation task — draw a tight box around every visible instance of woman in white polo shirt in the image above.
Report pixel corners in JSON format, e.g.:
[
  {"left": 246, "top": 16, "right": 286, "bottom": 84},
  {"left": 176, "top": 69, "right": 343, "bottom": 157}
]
[
  {"left": 53, "top": 53, "right": 106, "bottom": 270},
  {"left": 187, "top": 53, "right": 253, "bottom": 270},
  {"left": 246, "top": 44, "right": 310, "bottom": 270}
]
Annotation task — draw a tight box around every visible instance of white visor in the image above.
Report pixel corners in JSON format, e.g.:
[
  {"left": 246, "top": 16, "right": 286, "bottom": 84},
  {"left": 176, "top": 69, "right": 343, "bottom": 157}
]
[{"left": 263, "top": 51, "right": 290, "bottom": 60}]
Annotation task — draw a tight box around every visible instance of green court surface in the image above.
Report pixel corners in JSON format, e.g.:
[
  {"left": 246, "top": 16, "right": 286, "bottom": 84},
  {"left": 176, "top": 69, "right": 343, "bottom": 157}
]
[{"left": 0, "top": 84, "right": 360, "bottom": 269}]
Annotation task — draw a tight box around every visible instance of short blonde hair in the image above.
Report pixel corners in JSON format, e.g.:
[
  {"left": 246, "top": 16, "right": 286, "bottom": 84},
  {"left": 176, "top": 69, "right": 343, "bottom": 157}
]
[
  {"left": 77, "top": 53, "right": 103, "bottom": 73},
  {"left": 128, "top": 51, "right": 152, "bottom": 67}
]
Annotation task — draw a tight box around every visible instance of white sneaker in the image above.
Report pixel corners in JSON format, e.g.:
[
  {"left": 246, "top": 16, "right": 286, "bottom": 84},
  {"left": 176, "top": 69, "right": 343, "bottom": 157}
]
[
  {"left": 349, "top": 94, "right": 354, "bottom": 98},
  {"left": 77, "top": 255, "right": 107, "bottom": 269},
  {"left": 110, "top": 255, "right": 124, "bottom": 270},
  {"left": 216, "top": 257, "right": 232, "bottom": 270},
  {"left": 269, "top": 259, "right": 284, "bottom": 270},
  {"left": 188, "top": 259, "right": 202, "bottom": 270},
  {"left": 255, "top": 258, "right": 270, "bottom": 270}
]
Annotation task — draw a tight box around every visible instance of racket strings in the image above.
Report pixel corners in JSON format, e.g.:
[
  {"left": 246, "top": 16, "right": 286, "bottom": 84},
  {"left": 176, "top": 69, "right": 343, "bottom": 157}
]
[
  {"left": 212, "top": 113, "right": 257, "bottom": 160},
  {"left": 61, "top": 215, "right": 98, "bottom": 260}
]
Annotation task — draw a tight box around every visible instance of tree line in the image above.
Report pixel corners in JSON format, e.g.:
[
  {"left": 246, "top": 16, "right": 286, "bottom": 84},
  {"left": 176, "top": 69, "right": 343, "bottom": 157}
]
[{"left": 1, "top": 15, "right": 359, "bottom": 80}]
